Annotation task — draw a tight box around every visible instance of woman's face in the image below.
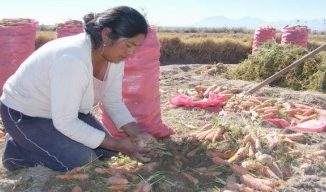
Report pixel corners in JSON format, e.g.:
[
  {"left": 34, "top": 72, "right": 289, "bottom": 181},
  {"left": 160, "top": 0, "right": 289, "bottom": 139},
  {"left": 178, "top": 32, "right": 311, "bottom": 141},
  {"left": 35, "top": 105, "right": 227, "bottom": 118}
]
[{"left": 104, "top": 34, "right": 146, "bottom": 63}]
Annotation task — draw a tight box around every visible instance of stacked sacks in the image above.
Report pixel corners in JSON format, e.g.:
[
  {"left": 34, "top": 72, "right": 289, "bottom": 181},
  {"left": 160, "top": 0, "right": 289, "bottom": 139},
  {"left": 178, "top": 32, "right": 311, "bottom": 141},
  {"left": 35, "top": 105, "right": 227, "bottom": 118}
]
[
  {"left": 0, "top": 18, "right": 38, "bottom": 95},
  {"left": 281, "top": 25, "right": 310, "bottom": 48},
  {"left": 99, "top": 27, "right": 174, "bottom": 138},
  {"left": 56, "top": 20, "right": 84, "bottom": 38},
  {"left": 252, "top": 26, "right": 276, "bottom": 53}
]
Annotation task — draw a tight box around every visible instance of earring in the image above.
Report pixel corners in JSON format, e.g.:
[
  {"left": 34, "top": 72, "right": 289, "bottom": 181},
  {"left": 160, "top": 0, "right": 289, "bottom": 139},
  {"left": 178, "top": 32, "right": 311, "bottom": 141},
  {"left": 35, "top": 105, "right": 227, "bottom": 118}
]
[{"left": 103, "top": 43, "right": 106, "bottom": 47}]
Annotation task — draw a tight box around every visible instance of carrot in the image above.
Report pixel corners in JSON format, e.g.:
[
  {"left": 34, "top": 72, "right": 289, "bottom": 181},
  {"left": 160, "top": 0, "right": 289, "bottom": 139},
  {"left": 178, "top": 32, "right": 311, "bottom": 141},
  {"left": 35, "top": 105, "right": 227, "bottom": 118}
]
[
  {"left": 261, "top": 112, "right": 277, "bottom": 119},
  {"left": 306, "top": 150, "right": 326, "bottom": 159},
  {"left": 198, "top": 123, "right": 213, "bottom": 131},
  {"left": 169, "top": 164, "right": 180, "bottom": 172},
  {"left": 227, "top": 144, "right": 249, "bottom": 164},
  {"left": 251, "top": 135, "right": 261, "bottom": 151},
  {"left": 223, "top": 150, "right": 236, "bottom": 159},
  {"left": 211, "top": 126, "right": 225, "bottom": 142},
  {"left": 259, "top": 166, "right": 280, "bottom": 179},
  {"left": 195, "top": 85, "right": 207, "bottom": 93},
  {"left": 263, "top": 108, "right": 279, "bottom": 114},
  {"left": 255, "top": 177, "right": 279, "bottom": 188},
  {"left": 248, "top": 144, "right": 255, "bottom": 157},
  {"left": 108, "top": 176, "right": 129, "bottom": 185},
  {"left": 242, "top": 135, "right": 253, "bottom": 145},
  {"left": 67, "top": 167, "right": 83, "bottom": 175},
  {"left": 94, "top": 167, "right": 129, "bottom": 175},
  {"left": 229, "top": 164, "right": 252, "bottom": 176},
  {"left": 56, "top": 173, "right": 88, "bottom": 180},
  {"left": 195, "top": 129, "right": 213, "bottom": 140},
  {"left": 288, "top": 149, "right": 302, "bottom": 157},
  {"left": 282, "top": 108, "right": 303, "bottom": 116},
  {"left": 211, "top": 156, "right": 228, "bottom": 166},
  {"left": 240, "top": 174, "right": 273, "bottom": 192},
  {"left": 280, "top": 133, "right": 305, "bottom": 143},
  {"left": 133, "top": 181, "right": 151, "bottom": 192},
  {"left": 181, "top": 172, "right": 199, "bottom": 185},
  {"left": 187, "top": 145, "right": 203, "bottom": 157},
  {"left": 204, "top": 129, "right": 217, "bottom": 141},
  {"left": 71, "top": 185, "right": 83, "bottom": 192},
  {"left": 268, "top": 161, "right": 283, "bottom": 179},
  {"left": 299, "top": 114, "right": 318, "bottom": 123},
  {"left": 265, "top": 135, "right": 279, "bottom": 150},
  {"left": 203, "top": 84, "right": 218, "bottom": 97},
  {"left": 302, "top": 108, "right": 316, "bottom": 116},
  {"left": 206, "top": 149, "right": 224, "bottom": 158},
  {"left": 108, "top": 184, "right": 128, "bottom": 191}
]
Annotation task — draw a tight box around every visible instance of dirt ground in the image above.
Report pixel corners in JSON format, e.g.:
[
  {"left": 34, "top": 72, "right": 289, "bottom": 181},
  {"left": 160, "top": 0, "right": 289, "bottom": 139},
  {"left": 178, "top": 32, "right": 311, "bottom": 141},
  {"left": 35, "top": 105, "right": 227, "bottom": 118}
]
[{"left": 0, "top": 64, "right": 325, "bottom": 192}]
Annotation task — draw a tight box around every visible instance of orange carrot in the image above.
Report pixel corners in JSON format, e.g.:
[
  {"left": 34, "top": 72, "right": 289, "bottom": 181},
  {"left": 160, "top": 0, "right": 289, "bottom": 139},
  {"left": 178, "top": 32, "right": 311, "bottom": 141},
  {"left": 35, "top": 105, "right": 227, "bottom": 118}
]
[
  {"left": 248, "top": 144, "right": 255, "bottom": 157},
  {"left": 299, "top": 114, "right": 318, "bottom": 123},
  {"left": 280, "top": 133, "right": 305, "bottom": 143},
  {"left": 108, "top": 176, "right": 129, "bottom": 185},
  {"left": 56, "top": 173, "right": 88, "bottom": 181},
  {"left": 71, "top": 185, "right": 83, "bottom": 192},
  {"left": 212, "top": 126, "right": 225, "bottom": 142},
  {"left": 242, "top": 135, "right": 253, "bottom": 144},
  {"left": 263, "top": 108, "right": 279, "bottom": 114},
  {"left": 223, "top": 150, "right": 236, "bottom": 159},
  {"left": 169, "top": 164, "right": 180, "bottom": 172},
  {"left": 211, "top": 156, "right": 228, "bottom": 166},
  {"left": 206, "top": 149, "right": 224, "bottom": 158},
  {"left": 259, "top": 166, "right": 281, "bottom": 179},
  {"left": 227, "top": 144, "right": 249, "bottom": 164},
  {"left": 261, "top": 112, "right": 277, "bottom": 119},
  {"left": 302, "top": 108, "right": 316, "bottom": 116},
  {"left": 306, "top": 150, "right": 326, "bottom": 159},
  {"left": 240, "top": 174, "right": 273, "bottom": 192},
  {"left": 132, "top": 181, "right": 151, "bottom": 192},
  {"left": 67, "top": 167, "right": 82, "bottom": 175},
  {"left": 195, "top": 129, "right": 213, "bottom": 140},
  {"left": 251, "top": 135, "right": 261, "bottom": 151},
  {"left": 230, "top": 164, "right": 252, "bottom": 176},
  {"left": 187, "top": 145, "right": 203, "bottom": 157},
  {"left": 108, "top": 184, "right": 128, "bottom": 191},
  {"left": 204, "top": 129, "right": 217, "bottom": 141},
  {"left": 181, "top": 172, "right": 199, "bottom": 185},
  {"left": 268, "top": 162, "right": 283, "bottom": 179}
]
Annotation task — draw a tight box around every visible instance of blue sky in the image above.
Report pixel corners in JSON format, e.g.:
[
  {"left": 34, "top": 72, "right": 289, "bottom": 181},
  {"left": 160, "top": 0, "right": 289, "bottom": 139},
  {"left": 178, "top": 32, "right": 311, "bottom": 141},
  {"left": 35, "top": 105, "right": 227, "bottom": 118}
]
[{"left": 0, "top": 0, "right": 325, "bottom": 26}]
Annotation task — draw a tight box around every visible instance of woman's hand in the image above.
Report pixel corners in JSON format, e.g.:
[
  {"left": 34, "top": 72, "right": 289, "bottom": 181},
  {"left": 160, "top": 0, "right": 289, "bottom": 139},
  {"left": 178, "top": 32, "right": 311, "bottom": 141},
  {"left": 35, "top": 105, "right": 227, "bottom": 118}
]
[
  {"left": 100, "top": 135, "right": 151, "bottom": 162},
  {"left": 120, "top": 122, "right": 157, "bottom": 148}
]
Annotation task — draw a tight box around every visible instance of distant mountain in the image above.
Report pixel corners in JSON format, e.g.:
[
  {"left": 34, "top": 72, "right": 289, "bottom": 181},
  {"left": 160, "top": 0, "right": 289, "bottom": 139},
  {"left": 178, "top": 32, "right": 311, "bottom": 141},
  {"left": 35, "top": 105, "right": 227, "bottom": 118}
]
[{"left": 191, "top": 16, "right": 326, "bottom": 31}]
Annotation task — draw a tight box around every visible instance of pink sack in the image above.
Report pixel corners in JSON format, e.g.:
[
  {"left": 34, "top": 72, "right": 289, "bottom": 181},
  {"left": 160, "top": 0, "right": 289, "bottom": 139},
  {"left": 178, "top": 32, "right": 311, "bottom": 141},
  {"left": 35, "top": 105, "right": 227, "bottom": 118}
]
[
  {"left": 288, "top": 117, "right": 326, "bottom": 133},
  {"left": 56, "top": 20, "right": 84, "bottom": 38},
  {"left": 281, "top": 25, "right": 310, "bottom": 48},
  {"left": 265, "top": 118, "right": 290, "bottom": 128},
  {"left": 0, "top": 18, "right": 38, "bottom": 96},
  {"left": 169, "top": 93, "right": 228, "bottom": 108},
  {"left": 100, "top": 27, "right": 174, "bottom": 138},
  {"left": 252, "top": 26, "right": 276, "bottom": 53}
]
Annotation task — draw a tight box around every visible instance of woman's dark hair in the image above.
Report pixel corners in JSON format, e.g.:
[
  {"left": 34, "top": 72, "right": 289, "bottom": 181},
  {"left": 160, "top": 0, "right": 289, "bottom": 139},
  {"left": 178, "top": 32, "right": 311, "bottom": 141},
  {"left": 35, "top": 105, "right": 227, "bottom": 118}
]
[{"left": 83, "top": 6, "right": 148, "bottom": 49}]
